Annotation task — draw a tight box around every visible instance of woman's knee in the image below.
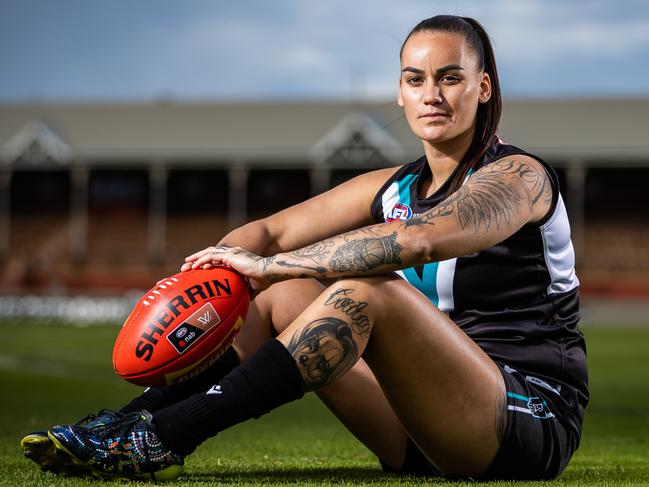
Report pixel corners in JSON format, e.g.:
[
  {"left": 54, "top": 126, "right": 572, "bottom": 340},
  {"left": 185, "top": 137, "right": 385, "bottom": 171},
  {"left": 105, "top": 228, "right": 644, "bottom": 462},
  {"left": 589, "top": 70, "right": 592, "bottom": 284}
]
[
  {"left": 235, "top": 279, "right": 324, "bottom": 359},
  {"left": 264, "top": 278, "right": 325, "bottom": 332}
]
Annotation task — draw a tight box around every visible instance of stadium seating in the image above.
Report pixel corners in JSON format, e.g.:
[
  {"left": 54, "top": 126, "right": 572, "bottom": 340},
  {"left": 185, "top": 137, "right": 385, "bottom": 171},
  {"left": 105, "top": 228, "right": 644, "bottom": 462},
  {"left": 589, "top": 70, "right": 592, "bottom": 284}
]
[{"left": 2, "top": 215, "right": 648, "bottom": 296}]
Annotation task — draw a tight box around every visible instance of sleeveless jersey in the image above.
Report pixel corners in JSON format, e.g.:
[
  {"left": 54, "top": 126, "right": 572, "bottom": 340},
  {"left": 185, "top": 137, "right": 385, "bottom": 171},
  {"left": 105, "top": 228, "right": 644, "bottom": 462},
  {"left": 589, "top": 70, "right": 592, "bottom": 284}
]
[{"left": 370, "top": 138, "right": 588, "bottom": 435}]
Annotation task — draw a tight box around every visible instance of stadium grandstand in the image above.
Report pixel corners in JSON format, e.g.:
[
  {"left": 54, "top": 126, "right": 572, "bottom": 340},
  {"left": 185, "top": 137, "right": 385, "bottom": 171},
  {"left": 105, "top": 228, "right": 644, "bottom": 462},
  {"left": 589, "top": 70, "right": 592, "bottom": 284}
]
[{"left": 1, "top": 99, "right": 648, "bottom": 307}]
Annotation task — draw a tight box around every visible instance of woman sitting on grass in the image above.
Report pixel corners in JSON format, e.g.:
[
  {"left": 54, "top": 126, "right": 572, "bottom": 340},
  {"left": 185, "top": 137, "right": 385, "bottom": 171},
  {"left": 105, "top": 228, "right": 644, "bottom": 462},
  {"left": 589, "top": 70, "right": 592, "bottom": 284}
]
[{"left": 22, "top": 14, "right": 588, "bottom": 481}]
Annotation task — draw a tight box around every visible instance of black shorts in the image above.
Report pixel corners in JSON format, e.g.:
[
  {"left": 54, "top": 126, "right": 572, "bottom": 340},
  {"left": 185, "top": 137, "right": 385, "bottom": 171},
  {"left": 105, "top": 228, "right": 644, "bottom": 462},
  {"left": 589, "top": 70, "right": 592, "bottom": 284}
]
[{"left": 380, "top": 364, "right": 582, "bottom": 480}]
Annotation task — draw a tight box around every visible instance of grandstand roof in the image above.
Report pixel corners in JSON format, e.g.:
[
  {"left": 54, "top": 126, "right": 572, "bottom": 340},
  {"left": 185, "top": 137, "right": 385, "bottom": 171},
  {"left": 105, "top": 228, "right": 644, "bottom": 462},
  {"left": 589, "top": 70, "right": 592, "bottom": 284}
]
[{"left": 1, "top": 99, "right": 648, "bottom": 167}]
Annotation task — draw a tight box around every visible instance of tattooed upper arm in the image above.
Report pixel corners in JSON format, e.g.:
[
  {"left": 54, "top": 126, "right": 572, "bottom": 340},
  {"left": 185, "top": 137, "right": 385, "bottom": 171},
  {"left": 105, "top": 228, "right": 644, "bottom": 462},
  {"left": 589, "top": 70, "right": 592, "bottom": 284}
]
[
  {"left": 265, "top": 157, "right": 553, "bottom": 279},
  {"left": 403, "top": 156, "right": 553, "bottom": 255},
  {"left": 487, "top": 157, "right": 554, "bottom": 221}
]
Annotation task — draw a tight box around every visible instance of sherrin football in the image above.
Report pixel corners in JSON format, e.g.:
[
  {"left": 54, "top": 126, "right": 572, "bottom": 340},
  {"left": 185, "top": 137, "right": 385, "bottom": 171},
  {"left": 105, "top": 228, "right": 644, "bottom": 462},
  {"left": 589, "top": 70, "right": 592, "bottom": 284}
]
[{"left": 113, "top": 268, "right": 249, "bottom": 387}]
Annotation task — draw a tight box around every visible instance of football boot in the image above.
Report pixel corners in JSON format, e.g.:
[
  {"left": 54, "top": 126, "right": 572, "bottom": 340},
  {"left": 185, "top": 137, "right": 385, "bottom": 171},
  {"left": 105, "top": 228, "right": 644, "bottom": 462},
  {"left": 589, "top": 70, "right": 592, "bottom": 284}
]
[
  {"left": 21, "top": 409, "right": 123, "bottom": 475},
  {"left": 48, "top": 410, "right": 183, "bottom": 481}
]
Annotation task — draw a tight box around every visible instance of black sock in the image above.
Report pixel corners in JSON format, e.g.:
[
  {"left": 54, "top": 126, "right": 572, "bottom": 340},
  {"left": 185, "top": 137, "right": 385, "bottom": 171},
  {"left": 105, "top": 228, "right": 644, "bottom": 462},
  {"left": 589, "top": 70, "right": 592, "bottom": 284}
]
[
  {"left": 120, "top": 346, "right": 240, "bottom": 414},
  {"left": 153, "top": 338, "right": 305, "bottom": 456}
]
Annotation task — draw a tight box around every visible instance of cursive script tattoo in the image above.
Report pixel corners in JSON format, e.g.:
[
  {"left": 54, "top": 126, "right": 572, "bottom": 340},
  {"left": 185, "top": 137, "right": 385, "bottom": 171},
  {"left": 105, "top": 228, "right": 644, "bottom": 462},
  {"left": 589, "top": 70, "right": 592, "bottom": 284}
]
[
  {"left": 330, "top": 232, "right": 402, "bottom": 272},
  {"left": 286, "top": 317, "right": 358, "bottom": 389},
  {"left": 323, "top": 288, "right": 371, "bottom": 338}
]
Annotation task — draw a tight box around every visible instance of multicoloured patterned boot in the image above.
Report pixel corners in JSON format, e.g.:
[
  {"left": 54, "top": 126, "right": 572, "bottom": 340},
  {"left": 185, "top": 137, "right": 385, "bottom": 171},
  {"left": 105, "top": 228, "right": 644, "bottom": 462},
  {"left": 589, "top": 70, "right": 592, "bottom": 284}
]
[
  {"left": 48, "top": 410, "right": 183, "bottom": 481},
  {"left": 21, "top": 409, "right": 124, "bottom": 475}
]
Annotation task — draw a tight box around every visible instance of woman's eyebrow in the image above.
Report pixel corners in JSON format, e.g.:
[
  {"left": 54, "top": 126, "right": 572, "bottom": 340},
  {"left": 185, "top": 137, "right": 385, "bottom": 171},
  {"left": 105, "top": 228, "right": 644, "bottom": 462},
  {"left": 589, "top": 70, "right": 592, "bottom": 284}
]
[
  {"left": 401, "top": 66, "right": 425, "bottom": 74},
  {"left": 436, "top": 64, "right": 464, "bottom": 74},
  {"left": 401, "top": 64, "right": 464, "bottom": 75}
]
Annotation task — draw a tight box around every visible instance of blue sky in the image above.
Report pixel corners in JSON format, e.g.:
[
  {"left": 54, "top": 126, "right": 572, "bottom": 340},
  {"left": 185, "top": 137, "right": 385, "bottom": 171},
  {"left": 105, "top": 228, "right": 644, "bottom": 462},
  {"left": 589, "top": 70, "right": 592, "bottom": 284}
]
[{"left": 1, "top": 0, "right": 648, "bottom": 101}]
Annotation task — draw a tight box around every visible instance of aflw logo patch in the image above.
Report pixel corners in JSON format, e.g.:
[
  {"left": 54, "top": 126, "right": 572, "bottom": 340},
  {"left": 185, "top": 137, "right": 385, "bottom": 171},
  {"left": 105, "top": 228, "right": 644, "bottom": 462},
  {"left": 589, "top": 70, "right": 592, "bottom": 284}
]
[
  {"left": 197, "top": 312, "right": 211, "bottom": 326},
  {"left": 167, "top": 302, "right": 221, "bottom": 354},
  {"left": 385, "top": 202, "right": 413, "bottom": 222}
]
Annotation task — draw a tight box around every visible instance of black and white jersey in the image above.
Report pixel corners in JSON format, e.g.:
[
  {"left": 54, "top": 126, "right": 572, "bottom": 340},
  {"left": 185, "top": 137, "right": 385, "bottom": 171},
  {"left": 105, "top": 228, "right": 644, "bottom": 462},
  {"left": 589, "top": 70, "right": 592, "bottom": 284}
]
[{"left": 370, "top": 138, "right": 588, "bottom": 435}]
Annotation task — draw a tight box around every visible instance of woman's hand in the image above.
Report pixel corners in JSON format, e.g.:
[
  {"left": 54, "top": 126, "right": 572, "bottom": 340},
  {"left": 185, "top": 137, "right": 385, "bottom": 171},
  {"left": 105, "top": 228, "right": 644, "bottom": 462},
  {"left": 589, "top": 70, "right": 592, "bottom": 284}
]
[{"left": 181, "top": 245, "right": 275, "bottom": 297}]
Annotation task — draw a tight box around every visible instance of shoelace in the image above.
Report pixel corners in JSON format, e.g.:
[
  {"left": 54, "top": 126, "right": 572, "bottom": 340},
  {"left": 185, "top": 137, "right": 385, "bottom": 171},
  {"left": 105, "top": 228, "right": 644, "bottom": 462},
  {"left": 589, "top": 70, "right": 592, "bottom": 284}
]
[
  {"left": 76, "top": 408, "right": 122, "bottom": 427},
  {"left": 75, "top": 414, "right": 96, "bottom": 426},
  {"left": 87, "top": 411, "right": 142, "bottom": 435}
]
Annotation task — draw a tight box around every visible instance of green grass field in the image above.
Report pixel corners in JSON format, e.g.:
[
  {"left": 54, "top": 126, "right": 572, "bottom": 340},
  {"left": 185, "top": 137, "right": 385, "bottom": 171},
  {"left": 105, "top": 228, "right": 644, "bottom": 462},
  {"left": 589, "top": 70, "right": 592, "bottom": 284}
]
[{"left": 0, "top": 322, "right": 648, "bottom": 486}]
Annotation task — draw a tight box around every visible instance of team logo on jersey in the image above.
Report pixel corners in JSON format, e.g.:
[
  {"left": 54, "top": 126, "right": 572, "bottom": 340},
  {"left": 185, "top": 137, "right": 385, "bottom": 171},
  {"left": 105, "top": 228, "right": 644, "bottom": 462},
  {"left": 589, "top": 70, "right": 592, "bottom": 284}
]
[{"left": 385, "top": 202, "right": 413, "bottom": 222}]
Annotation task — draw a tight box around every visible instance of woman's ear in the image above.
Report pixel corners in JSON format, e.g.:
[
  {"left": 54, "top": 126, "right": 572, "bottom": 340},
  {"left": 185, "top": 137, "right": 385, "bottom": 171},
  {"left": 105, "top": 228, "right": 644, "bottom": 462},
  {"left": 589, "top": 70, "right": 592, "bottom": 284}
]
[
  {"left": 479, "top": 72, "right": 492, "bottom": 104},
  {"left": 397, "top": 79, "right": 404, "bottom": 107}
]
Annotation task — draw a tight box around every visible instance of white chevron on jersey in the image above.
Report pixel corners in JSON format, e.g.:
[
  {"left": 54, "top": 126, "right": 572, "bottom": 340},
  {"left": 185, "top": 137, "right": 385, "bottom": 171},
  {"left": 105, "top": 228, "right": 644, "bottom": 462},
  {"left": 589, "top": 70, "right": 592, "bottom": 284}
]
[
  {"left": 540, "top": 195, "right": 580, "bottom": 295},
  {"left": 381, "top": 182, "right": 400, "bottom": 221},
  {"left": 436, "top": 258, "right": 457, "bottom": 312}
]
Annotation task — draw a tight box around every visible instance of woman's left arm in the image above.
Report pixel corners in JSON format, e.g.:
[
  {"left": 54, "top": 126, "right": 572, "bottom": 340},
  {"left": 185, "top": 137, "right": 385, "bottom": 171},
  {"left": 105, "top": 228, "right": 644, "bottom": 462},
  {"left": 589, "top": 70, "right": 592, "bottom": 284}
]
[{"left": 193, "top": 156, "right": 553, "bottom": 291}]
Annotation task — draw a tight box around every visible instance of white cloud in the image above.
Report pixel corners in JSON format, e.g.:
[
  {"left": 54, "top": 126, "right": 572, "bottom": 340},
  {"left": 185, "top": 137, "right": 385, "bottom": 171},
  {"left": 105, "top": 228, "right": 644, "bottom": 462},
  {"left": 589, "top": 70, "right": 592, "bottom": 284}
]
[
  {"left": 492, "top": 18, "right": 649, "bottom": 65},
  {"left": 95, "top": 0, "right": 649, "bottom": 98}
]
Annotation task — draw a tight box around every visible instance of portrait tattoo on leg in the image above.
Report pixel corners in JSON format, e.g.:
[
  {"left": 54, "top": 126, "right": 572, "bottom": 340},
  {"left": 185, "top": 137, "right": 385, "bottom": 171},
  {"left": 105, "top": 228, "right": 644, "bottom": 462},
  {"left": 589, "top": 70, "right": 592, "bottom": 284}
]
[{"left": 286, "top": 317, "right": 358, "bottom": 389}]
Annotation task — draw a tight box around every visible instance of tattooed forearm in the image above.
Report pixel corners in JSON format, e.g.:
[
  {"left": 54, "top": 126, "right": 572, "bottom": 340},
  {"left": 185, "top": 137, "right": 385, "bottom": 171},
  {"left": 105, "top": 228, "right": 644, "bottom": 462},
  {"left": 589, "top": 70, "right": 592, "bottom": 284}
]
[
  {"left": 274, "top": 259, "right": 327, "bottom": 275},
  {"left": 290, "top": 241, "right": 336, "bottom": 265},
  {"left": 264, "top": 227, "right": 405, "bottom": 282},
  {"left": 261, "top": 255, "right": 276, "bottom": 272},
  {"left": 323, "top": 288, "right": 371, "bottom": 338},
  {"left": 330, "top": 232, "right": 402, "bottom": 272},
  {"left": 286, "top": 317, "right": 358, "bottom": 389}
]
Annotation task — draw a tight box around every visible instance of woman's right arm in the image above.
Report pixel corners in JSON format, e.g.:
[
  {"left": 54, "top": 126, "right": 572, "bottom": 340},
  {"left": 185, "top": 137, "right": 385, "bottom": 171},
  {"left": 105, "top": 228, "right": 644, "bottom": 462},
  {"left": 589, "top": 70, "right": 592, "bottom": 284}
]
[{"left": 182, "top": 165, "right": 401, "bottom": 269}]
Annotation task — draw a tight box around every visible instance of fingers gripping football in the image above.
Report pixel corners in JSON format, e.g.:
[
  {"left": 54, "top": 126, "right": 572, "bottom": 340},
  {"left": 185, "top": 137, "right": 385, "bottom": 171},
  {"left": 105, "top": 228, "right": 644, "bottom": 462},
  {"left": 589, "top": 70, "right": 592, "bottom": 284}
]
[
  {"left": 184, "top": 245, "right": 257, "bottom": 272},
  {"left": 182, "top": 246, "right": 270, "bottom": 297},
  {"left": 181, "top": 244, "right": 232, "bottom": 271}
]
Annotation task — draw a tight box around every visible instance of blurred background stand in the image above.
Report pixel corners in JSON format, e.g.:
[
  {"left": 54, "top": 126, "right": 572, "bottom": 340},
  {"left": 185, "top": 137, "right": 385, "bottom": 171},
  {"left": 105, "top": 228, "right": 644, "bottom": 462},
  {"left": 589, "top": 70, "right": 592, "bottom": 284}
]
[{"left": 0, "top": 99, "right": 647, "bottom": 325}]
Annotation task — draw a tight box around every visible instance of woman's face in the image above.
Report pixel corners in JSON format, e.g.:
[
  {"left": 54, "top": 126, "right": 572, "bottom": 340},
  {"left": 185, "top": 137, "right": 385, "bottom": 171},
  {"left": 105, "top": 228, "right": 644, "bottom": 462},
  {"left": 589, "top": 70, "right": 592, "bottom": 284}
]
[{"left": 398, "top": 30, "right": 491, "bottom": 145}]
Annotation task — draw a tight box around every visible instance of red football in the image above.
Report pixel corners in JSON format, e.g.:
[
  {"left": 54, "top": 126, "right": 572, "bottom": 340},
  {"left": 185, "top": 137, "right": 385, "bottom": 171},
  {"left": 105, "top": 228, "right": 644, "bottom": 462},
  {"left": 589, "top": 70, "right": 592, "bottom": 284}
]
[{"left": 113, "top": 267, "right": 249, "bottom": 387}]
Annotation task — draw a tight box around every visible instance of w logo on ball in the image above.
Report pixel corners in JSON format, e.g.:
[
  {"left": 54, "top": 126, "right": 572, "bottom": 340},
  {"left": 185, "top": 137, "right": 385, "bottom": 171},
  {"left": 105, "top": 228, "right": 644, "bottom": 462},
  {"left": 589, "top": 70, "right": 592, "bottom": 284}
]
[
  {"left": 197, "top": 311, "right": 211, "bottom": 326},
  {"left": 386, "top": 202, "right": 413, "bottom": 222}
]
